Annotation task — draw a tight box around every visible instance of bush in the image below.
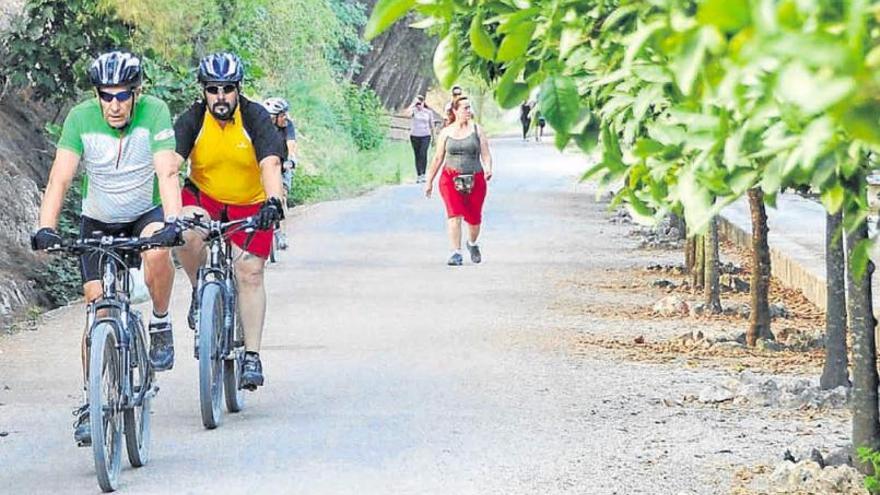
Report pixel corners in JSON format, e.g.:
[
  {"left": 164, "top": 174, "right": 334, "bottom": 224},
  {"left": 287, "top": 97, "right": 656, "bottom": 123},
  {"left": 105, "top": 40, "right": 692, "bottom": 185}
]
[{"left": 342, "top": 84, "right": 387, "bottom": 151}]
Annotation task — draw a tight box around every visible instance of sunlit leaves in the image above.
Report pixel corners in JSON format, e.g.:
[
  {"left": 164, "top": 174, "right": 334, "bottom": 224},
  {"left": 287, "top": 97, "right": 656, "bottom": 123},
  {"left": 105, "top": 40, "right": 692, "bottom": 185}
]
[
  {"left": 496, "top": 21, "right": 535, "bottom": 62},
  {"left": 539, "top": 76, "right": 579, "bottom": 134},
  {"left": 469, "top": 14, "right": 497, "bottom": 60},
  {"left": 364, "top": 0, "right": 416, "bottom": 40},
  {"left": 433, "top": 33, "right": 460, "bottom": 89}
]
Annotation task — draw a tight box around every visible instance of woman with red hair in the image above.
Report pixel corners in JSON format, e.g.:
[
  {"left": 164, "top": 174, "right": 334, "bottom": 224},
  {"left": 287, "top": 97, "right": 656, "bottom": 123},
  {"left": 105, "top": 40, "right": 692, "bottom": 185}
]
[{"left": 424, "top": 95, "right": 493, "bottom": 266}]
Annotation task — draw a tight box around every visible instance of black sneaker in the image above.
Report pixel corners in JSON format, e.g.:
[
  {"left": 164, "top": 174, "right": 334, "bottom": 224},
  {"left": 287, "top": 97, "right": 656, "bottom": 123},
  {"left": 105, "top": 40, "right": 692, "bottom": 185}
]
[
  {"left": 447, "top": 252, "right": 463, "bottom": 266},
  {"left": 187, "top": 287, "right": 198, "bottom": 330},
  {"left": 149, "top": 322, "right": 175, "bottom": 372},
  {"left": 240, "top": 352, "right": 264, "bottom": 391},
  {"left": 72, "top": 404, "right": 90, "bottom": 447},
  {"left": 467, "top": 242, "right": 482, "bottom": 264}
]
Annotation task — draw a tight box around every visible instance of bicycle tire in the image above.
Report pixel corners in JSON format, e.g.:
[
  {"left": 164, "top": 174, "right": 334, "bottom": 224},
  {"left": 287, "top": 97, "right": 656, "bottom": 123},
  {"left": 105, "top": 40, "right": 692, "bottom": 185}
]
[
  {"left": 89, "top": 322, "right": 123, "bottom": 492},
  {"left": 224, "top": 321, "right": 245, "bottom": 413},
  {"left": 124, "top": 316, "right": 152, "bottom": 467},
  {"left": 198, "top": 283, "right": 224, "bottom": 429}
]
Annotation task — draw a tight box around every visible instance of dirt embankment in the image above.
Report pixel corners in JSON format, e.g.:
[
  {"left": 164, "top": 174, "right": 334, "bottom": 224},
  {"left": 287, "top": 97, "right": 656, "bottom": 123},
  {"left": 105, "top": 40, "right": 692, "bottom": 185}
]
[{"left": 0, "top": 94, "right": 54, "bottom": 323}]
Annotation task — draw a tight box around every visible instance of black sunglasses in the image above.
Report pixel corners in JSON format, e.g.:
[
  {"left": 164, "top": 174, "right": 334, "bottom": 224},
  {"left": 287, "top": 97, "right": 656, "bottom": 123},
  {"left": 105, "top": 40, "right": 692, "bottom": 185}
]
[
  {"left": 98, "top": 89, "right": 135, "bottom": 103},
  {"left": 204, "top": 84, "right": 238, "bottom": 95}
]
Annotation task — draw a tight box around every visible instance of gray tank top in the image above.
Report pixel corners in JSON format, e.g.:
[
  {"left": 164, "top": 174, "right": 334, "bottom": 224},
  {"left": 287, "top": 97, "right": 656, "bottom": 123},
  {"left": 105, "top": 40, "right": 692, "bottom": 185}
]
[{"left": 444, "top": 125, "right": 483, "bottom": 174}]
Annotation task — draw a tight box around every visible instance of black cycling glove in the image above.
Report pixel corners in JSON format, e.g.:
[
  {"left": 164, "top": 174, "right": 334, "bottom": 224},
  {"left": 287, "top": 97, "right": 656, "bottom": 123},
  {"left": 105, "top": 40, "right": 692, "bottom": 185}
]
[
  {"left": 149, "top": 221, "right": 183, "bottom": 247},
  {"left": 256, "top": 197, "right": 285, "bottom": 230},
  {"left": 31, "top": 227, "right": 62, "bottom": 251}
]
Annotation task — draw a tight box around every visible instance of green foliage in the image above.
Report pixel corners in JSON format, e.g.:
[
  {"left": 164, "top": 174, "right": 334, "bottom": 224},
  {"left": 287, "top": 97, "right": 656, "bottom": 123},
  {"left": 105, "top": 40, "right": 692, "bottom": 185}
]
[
  {"left": 0, "top": 0, "right": 134, "bottom": 103},
  {"left": 327, "top": 0, "right": 372, "bottom": 79},
  {"left": 342, "top": 84, "right": 387, "bottom": 151},
  {"left": 366, "top": 0, "right": 880, "bottom": 279},
  {"left": 857, "top": 447, "right": 880, "bottom": 493},
  {"left": 31, "top": 176, "right": 83, "bottom": 306},
  {"left": 291, "top": 141, "right": 408, "bottom": 204}
]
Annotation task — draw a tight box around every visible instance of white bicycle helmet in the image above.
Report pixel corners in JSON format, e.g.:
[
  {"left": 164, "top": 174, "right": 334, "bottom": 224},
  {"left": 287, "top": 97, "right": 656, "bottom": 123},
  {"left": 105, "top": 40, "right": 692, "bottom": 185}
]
[{"left": 263, "top": 97, "right": 290, "bottom": 115}]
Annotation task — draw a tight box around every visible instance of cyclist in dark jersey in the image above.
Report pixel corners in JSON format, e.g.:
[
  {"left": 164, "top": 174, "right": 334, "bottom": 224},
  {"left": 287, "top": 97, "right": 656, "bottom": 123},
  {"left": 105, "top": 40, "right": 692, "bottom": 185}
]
[{"left": 173, "top": 53, "right": 285, "bottom": 390}]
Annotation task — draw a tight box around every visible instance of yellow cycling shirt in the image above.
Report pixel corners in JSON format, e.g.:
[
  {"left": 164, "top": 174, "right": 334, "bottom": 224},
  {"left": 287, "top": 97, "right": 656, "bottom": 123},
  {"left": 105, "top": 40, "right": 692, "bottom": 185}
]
[{"left": 174, "top": 96, "right": 283, "bottom": 205}]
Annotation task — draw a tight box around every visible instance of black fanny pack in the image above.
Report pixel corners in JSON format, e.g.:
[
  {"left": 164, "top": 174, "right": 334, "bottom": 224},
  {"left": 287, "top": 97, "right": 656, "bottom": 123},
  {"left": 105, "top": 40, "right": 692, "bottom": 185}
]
[{"left": 453, "top": 174, "right": 475, "bottom": 194}]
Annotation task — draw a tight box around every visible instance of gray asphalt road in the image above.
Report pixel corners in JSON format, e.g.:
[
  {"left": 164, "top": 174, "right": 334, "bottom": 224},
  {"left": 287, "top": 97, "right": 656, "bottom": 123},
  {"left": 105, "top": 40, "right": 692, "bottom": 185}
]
[{"left": 0, "top": 138, "right": 844, "bottom": 494}]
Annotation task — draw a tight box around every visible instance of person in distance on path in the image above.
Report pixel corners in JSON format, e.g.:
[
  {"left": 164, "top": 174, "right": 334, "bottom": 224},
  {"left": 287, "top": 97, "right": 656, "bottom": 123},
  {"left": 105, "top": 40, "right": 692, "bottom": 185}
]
[
  {"left": 407, "top": 94, "right": 435, "bottom": 183},
  {"left": 424, "top": 95, "right": 493, "bottom": 266}
]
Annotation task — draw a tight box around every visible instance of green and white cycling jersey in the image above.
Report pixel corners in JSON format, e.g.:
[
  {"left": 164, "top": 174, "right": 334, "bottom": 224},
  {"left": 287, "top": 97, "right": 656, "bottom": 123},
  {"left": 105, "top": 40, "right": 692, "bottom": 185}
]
[{"left": 57, "top": 94, "right": 176, "bottom": 223}]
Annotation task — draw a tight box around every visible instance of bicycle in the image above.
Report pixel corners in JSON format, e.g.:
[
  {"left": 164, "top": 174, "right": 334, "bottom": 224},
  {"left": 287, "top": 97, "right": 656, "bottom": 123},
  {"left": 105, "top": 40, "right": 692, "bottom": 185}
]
[
  {"left": 179, "top": 214, "right": 254, "bottom": 429},
  {"left": 47, "top": 236, "right": 166, "bottom": 492}
]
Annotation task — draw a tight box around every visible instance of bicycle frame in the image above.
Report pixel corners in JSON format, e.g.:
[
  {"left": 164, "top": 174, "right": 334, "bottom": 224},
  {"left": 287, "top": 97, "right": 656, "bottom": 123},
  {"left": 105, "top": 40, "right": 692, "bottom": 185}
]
[
  {"left": 85, "top": 248, "right": 152, "bottom": 409},
  {"left": 192, "top": 218, "right": 248, "bottom": 361}
]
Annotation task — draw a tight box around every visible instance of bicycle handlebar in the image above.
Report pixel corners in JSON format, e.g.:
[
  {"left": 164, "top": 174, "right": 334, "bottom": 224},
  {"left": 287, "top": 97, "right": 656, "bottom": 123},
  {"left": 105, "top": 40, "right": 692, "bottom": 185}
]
[{"left": 45, "top": 235, "right": 172, "bottom": 256}]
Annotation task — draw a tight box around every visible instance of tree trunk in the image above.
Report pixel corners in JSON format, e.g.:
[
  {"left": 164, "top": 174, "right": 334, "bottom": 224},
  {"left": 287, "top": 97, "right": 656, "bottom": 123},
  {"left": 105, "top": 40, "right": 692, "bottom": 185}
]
[
  {"left": 846, "top": 217, "right": 880, "bottom": 473},
  {"left": 747, "top": 188, "right": 773, "bottom": 346},
  {"left": 685, "top": 237, "right": 696, "bottom": 274},
  {"left": 704, "top": 217, "right": 722, "bottom": 313},
  {"left": 693, "top": 234, "right": 705, "bottom": 291},
  {"left": 820, "top": 210, "right": 850, "bottom": 389}
]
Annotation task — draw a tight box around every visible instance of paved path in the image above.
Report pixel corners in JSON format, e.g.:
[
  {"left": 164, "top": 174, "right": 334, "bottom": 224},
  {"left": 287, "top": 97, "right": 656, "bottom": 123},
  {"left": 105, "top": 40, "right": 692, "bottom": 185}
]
[{"left": 0, "top": 139, "right": 848, "bottom": 494}]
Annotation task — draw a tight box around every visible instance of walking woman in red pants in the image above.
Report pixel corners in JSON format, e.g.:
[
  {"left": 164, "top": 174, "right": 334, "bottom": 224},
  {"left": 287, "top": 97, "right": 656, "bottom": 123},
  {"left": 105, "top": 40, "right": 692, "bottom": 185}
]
[{"left": 424, "top": 95, "right": 493, "bottom": 266}]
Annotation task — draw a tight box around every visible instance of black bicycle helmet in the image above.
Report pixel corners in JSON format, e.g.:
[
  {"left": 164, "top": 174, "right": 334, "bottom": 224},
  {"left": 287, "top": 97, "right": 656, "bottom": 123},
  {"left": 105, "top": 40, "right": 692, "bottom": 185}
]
[
  {"left": 262, "top": 97, "right": 290, "bottom": 115},
  {"left": 198, "top": 52, "right": 244, "bottom": 84},
  {"left": 88, "top": 51, "right": 143, "bottom": 88}
]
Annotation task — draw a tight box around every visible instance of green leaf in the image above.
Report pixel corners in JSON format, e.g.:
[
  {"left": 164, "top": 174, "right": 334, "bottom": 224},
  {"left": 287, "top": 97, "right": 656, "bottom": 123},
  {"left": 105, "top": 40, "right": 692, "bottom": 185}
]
[
  {"left": 697, "top": 0, "right": 750, "bottom": 33},
  {"left": 496, "top": 82, "right": 530, "bottom": 109},
  {"left": 850, "top": 238, "right": 872, "bottom": 280},
  {"left": 821, "top": 183, "right": 846, "bottom": 214},
  {"left": 494, "top": 60, "right": 527, "bottom": 109},
  {"left": 777, "top": 62, "right": 855, "bottom": 116},
  {"left": 496, "top": 21, "right": 535, "bottom": 62},
  {"left": 433, "top": 33, "right": 460, "bottom": 89},
  {"left": 469, "top": 15, "right": 497, "bottom": 60},
  {"left": 633, "top": 138, "right": 664, "bottom": 158},
  {"left": 672, "top": 28, "right": 709, "bottom": 96},
  {"left": 539, "top": 76, "right": 580, "bottom": 134},
  {"left": 364, "top": 0, "right": 416, "bottom": 40},
  {"left": 623, "top": 21, "right": 666, "bottom": 69}
]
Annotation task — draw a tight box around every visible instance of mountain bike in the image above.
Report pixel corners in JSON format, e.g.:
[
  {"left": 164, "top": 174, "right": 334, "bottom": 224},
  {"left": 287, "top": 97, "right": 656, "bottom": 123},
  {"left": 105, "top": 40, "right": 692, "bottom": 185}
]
[
  {"left": 48, "top": 236, "right": 166, "bottom": 492},
  {"left": 179, "top": 215, "right": 253, "bottom": 429}
]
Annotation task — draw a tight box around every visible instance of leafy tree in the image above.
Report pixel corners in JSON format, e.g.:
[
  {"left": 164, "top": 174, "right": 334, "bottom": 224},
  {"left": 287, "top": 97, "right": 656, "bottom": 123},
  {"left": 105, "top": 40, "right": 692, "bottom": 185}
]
[{"left": 0, "top": 0, "right": 134, "bottom": 103}]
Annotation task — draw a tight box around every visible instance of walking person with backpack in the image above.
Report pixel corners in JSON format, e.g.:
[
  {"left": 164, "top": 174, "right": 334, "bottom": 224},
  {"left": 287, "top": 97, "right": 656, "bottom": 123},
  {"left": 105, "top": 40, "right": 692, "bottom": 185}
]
[{"left": 424, "top": 95, "right": 493, "bottom": 266}]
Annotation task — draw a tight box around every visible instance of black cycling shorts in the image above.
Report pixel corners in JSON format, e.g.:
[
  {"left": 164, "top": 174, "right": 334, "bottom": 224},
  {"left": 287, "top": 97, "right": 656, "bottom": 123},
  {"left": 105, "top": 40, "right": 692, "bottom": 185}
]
[{"left": 78, "top": 206, "right": 164, "bottom": 283}]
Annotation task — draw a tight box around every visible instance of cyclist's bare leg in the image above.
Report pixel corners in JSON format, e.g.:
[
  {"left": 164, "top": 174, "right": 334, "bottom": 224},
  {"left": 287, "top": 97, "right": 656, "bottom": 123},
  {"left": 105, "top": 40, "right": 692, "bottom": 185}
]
[
  {"left": 232, "top": 246, "right": 267, "bottom": 353},
  {"left": 81, "top": 281, "right": 103, "bottom": 386},
  {"left": 139, "top": 221, "right": 173, "bottom": 315},
  {"left": 175, "top": 205, "right": 210, "bottom": 287},
  {"left": 447, "top": 216, "right": 463, "bottom": 251}
]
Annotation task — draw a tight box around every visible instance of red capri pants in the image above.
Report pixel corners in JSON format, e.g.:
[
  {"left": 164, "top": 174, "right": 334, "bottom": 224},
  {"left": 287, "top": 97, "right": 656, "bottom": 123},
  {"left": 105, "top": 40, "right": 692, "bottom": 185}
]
[
  {"left": 182, "top": 184, "right": 273, "bottom": 259},
  {"left": 438, "top": 168, "right": 487, "bottom": 225}
]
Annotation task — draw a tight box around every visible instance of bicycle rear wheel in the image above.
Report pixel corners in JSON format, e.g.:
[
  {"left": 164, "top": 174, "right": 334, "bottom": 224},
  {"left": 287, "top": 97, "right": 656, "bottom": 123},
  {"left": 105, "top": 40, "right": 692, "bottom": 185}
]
[
  {"left": 124, "top": 316, "right": 152, "bottom": 467},
  {"left": 224, "top": 321, "right": 245, "bottom": 413},
  {"left": 198, "top": 283, "right": 225, "bottom": 429},
  {"left": 89, "top": 322, "right": 123, "bottom": 492}
]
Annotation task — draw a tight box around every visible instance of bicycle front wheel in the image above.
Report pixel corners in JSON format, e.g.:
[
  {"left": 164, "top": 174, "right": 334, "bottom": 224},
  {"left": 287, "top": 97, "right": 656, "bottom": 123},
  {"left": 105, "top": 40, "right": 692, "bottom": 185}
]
[
  {"left": 89, "top": 322, "right": 123, "bottom": 492},
  {"left": 124, "top": 316, "right": 152, "bottom": 467},
  {"left": 224, "top": 322, "right": 245, "bottom": 413},
  {"left": 198, "top": 283, "right": 225, "bottom": 429}
]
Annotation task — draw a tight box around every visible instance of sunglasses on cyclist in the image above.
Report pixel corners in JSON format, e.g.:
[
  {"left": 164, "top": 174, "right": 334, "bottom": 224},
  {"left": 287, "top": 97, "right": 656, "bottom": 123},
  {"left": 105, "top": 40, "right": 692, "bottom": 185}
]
[
  {"left": 97, "top": 89, "right": 135, "bottom": 103},
  {"left": 204, "top": 84, "right": 238, "bottom": 95}
]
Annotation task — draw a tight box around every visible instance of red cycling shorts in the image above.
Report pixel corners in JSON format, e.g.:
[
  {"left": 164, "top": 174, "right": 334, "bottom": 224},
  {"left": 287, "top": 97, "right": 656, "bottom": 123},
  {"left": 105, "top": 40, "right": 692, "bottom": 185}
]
[
  {"left": 438, "top": 168, "right": 487, "bottom": 225},
  {"left": 182, "top": 184, "right": 272, "bottom": 259}
]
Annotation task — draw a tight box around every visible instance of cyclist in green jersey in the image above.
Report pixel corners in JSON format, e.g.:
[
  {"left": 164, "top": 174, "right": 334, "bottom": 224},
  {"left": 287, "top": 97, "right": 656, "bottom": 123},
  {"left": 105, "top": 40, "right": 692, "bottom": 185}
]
[{"left": 30, "top": 51, "right": 182, "bottom": 446}]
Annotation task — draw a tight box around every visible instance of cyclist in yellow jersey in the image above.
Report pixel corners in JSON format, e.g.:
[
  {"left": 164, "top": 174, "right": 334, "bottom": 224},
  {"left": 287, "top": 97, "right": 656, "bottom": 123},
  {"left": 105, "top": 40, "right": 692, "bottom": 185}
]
[{"left": 173, "top": 52, "right": 285, "bottom": 390}]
